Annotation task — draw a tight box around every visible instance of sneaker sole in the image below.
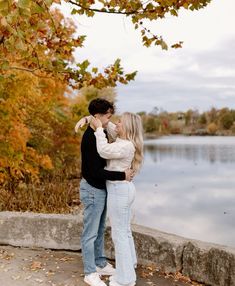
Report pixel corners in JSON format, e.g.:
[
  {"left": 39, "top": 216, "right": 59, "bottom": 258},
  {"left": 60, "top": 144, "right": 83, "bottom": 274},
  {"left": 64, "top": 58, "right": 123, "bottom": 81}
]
[
  {"left": 97, "top": 270, "right": 116, "bottom": 276},
  {"left": 84, "top": 277, "right": 92, "bottom": 286},
  {"left": 84, "top": 277, "right": 107, "bottom": 286},
  {"left": 109, "top": 280, "right": 135, "bottom": 286}
]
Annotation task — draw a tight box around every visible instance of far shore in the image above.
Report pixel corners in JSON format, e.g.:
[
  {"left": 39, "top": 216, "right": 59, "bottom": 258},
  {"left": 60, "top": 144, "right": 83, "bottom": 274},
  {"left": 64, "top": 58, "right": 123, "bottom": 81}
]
[{"left": 144, "top": 131, "right": 235, "bottom": 139}]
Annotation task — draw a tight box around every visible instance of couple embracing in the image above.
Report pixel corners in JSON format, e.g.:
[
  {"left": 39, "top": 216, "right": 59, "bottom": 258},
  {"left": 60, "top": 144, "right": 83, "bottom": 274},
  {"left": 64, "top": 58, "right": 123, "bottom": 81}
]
[{"left": 75, "top": 98, "right": 144, "bottom": 286}]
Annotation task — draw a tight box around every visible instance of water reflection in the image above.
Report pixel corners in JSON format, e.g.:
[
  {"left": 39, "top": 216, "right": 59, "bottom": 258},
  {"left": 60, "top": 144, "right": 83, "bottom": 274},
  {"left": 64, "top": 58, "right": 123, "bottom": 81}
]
[
  {"left": 144, "top": 136, "right": 235, "bottom": 164},
  {"left": 133, "top": 136, "right": 235, "bottom": 248}
]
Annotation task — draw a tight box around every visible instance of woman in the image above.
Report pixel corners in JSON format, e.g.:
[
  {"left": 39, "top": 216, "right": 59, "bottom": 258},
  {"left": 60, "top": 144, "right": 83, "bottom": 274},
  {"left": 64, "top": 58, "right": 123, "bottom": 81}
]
[{"left": 76, "top": 112, "right": 144, "bottom": 286}]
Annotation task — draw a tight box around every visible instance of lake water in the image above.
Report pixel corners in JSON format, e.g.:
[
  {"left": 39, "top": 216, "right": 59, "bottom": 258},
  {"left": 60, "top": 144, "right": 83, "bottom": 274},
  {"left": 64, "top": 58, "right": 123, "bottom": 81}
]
[{"left": 133, "top": 136, "right": 235, "bottom": 248}]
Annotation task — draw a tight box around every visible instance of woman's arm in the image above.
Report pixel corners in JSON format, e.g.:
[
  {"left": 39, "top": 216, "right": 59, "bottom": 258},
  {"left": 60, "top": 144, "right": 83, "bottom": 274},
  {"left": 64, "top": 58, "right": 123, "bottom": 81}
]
[
  {"left": 94, "top": 127, "right": 129, "bottom": 159},
  {"left": 106, "top": 121, "right": 117, "bottom": 141},
  {"left": 74, "top": 116, "right": 92, "bottom": 133}
]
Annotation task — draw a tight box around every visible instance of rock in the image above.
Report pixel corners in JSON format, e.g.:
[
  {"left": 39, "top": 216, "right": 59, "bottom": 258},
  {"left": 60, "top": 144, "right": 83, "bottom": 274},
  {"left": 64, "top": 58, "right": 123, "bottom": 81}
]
[
  {"left": 0, "top": 211, "right": 82, "bottom": 250},
  {"left": 182, "top": 241, "right": 235, "bottom": 286}
]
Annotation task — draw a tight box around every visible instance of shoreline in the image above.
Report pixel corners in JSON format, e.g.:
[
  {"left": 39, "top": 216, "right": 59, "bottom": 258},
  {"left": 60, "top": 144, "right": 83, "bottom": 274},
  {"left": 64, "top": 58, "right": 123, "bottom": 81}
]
[{"left": 144, "top": 133, "right": 235, "bottom": 139}]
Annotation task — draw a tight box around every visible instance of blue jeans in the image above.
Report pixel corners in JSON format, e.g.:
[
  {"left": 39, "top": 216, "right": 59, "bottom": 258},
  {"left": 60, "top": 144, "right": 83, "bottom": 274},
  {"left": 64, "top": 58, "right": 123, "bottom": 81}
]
[
  {"left": 107, "top": 181, "right": 137, "bottom": 285},
  {"left": 80, "top": 179, "right": 107, "bottom": 274}
]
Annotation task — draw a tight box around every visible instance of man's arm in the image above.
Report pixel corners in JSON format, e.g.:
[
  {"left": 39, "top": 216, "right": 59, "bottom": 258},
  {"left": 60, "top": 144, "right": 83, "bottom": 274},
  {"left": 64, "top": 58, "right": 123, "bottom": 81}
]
[
  {"left": 94, "top": 167, "right": 133, "bottom": 182},
  {"left": 95, "top": 168, "right": 125, "bottom": 181}
]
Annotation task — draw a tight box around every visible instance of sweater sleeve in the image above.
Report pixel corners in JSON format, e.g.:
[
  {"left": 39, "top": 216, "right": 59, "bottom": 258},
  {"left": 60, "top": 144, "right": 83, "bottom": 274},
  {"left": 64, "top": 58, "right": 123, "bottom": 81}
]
[
  {"left": 81, "top": 127, "right": 126, "bottom": 182},
  {"left": 106, "top": 121, "right": 117, "bottom": 141},
  {"left": 94, "top": 127, "right": 130, "bottom": 159},
  {"left": 94, "top": 168, "right": 126, "bottom": 181}
]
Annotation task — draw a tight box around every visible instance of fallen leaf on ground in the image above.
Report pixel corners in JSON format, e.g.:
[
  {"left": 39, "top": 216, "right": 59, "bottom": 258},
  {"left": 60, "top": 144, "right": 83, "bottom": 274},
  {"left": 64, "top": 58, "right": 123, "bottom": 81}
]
[
  {"left": 35, "top": 278, "right": 44, "bottom": 283},
  {"left": 59, "top": 257, "right": 75, "bottom": 262},
  {"left": 12, "top": 275, "right": 21, "bottom": 280},
  {"left": 46, "top": 270, "right": 55, "bottom": 276},
  {"left": 31, "top": 261, "right": 43, "bottom": 271}
]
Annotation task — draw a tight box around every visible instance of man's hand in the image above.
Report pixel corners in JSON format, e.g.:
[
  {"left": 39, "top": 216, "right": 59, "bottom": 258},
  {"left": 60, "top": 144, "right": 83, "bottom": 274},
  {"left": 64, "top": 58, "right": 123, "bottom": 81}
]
[{"left": 125, "top": 169, "right": 135, "bottom": 181}]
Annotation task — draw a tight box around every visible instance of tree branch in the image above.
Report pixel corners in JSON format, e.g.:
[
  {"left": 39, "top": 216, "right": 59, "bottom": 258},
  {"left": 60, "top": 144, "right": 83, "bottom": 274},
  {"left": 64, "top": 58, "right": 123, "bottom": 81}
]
[
  {"left": 0, "top": 36, "right": 4, "bottom": 45},
  {"left": 7, "top": 66, "right": 40, "bottom": 72},
  {"left": 68, "top": 0, "right": 141, "bottom": 15},
  {"left": 42, "top": 0, "right": 58, "bottom": 34},
  {"left": 5, "top": 65, "right": 72, "bottom": 78}
]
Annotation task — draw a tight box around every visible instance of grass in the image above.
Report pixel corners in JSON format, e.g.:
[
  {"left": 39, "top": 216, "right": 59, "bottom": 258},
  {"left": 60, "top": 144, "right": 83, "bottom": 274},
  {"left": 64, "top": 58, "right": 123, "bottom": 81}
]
[{"left": 0, "top": 179, "right": 80, "bottom": 214}]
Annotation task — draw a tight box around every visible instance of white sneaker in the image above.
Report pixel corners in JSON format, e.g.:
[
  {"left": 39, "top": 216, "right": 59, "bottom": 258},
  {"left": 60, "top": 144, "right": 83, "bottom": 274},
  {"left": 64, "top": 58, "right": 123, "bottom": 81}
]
[
  {"left": 96, "top": 262, "right": 116, "bottom": 276},
  {"left": 84, "top": 272, "right": 107, "bottom": 286},
  {"left": 109, "top": 280, "right": 135, "bottom": 286}
]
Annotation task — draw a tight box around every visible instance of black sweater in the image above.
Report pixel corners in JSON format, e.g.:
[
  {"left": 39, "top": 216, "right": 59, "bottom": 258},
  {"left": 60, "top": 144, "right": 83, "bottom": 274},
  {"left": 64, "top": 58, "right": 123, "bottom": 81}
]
[{"left": 81, "top": 126, "right": 125, "bottom": 189}]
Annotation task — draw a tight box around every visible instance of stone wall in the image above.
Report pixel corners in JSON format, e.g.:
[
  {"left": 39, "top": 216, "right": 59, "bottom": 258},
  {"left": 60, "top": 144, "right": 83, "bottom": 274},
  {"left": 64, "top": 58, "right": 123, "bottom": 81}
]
[{"left": 0, "top": 211, "right": 234, "bottom": 286}]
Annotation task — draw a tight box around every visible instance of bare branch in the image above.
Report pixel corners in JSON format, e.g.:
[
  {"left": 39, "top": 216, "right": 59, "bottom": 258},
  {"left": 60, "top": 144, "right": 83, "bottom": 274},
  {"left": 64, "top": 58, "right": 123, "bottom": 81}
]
[
  {"left": 68, "top": 0, "right": 141, "bottom": 15},
  {"left": 42, "top": 0, "right": 58, "bottom": 34},
  {"left": 7, "top": 66, "right": 40, "bottom": 72}
]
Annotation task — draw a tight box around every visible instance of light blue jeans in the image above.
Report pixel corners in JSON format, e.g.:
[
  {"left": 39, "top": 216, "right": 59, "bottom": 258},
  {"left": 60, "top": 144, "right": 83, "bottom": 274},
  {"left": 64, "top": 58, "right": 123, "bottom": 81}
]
[
  {"left": 107, "top": 181, "right": 137, "bottom": 285},
  {"left": 80, "top": 179, "right": 107, "bottom": 274}
]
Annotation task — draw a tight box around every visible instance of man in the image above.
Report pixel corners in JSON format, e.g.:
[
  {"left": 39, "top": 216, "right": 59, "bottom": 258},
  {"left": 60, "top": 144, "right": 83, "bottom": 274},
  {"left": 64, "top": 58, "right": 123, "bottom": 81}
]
[{"left": 76, "top": 98, "right": 133, "bottom": 286}]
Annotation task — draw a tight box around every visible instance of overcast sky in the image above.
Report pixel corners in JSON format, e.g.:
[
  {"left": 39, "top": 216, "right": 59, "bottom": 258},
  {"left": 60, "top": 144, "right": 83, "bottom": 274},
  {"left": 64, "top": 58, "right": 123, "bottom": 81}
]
[{"left": 61, "top": 0, "right": 235, "bottom": 114}]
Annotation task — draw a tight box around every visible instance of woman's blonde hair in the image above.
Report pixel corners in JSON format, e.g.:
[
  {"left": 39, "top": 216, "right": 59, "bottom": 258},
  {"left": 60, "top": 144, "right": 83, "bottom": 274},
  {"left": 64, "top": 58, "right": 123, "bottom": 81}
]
[{"left": 121, "top": 112, "right": 144, "bottom": 173}]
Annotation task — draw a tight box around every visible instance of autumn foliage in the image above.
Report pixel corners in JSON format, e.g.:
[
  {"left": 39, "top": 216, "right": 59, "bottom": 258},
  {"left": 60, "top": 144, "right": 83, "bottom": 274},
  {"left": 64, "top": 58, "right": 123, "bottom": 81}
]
[
  {"left": 0, "top": 0, "right": 212, "bottom": 212},
  {"left": 0, "top": 4, "right": 132, "bottom": 191}
]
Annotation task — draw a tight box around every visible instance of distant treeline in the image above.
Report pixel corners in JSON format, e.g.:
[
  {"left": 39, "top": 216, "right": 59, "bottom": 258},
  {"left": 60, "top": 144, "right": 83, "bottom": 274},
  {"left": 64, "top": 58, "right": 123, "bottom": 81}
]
[{"left": 138, "top": 107, "right": 235, "bottom": 137}]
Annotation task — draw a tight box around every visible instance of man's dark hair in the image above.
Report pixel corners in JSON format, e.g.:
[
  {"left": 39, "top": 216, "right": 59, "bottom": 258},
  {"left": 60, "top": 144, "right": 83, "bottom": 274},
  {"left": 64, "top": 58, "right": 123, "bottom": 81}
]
[{"left": 88, "top": 98, "right": 115, "bottom": 116}]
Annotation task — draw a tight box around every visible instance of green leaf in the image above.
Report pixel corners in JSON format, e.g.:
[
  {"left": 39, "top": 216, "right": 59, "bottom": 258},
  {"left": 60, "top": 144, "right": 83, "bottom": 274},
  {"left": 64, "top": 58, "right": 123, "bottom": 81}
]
[
  {"left": 125, "top": 71, "right": 137, "bottom": 81},
  {"left": 114, "top": 58, "right": 121, "bottom": 68},
  {"left": 145, "top": 3, "right": 154, "bottom": 10},
  {"left": 85, "top": 9, "right": 95, "bottom": 17},
  {"left": 92, "top": 67, "right": 98, "bottom": 74},
  {"left": 160, "top": 40, "right": 168, "bottom": 50},
  {"left": 18, "top": 0, "right": 31, "bottom": 15},
  {"left": 31, "top": 3, "right": 45, "bottom": 14},
  {"left": 0, "top": 60, "right": 9, "bottom": 70},
  {"left": 71, "top": 8, "right": 79, "bottom": 14},
  {"left": 77, "top": 60, "right": 90, "bottom": 73},
  {"left": 18, "top": 0, "right": 30, "bottom": 8},
  {"left": 170, "top": 9, "right": 178, "bottom": 16},
  {"left": 7, "top": 35, "right": 15, "bottom": 46}
]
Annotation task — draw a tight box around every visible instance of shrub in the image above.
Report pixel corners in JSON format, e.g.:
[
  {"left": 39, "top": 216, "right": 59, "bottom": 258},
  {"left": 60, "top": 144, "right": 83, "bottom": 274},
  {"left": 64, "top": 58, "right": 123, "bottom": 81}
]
[{"left": 207, "top": 123, "right": 218, "bottom": 135}]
